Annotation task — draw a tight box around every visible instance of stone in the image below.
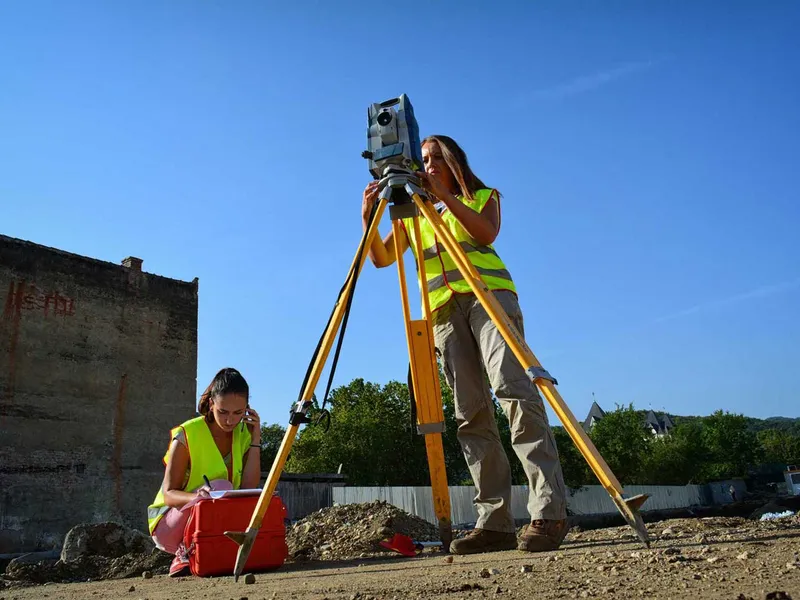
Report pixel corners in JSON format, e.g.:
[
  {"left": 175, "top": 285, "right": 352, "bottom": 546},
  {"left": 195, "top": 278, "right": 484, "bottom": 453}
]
[
  {"left": 61, "top": 522, "right": 154, "bottom": 563},
  {"left": 520, "top": 565, "right": 533, "bottom": 573},
  {"left": 244, "top": 573, "right": 256, "bottom": 584},
  {"left": 142, "top": 571, "right": 152, "bottom": 579}
]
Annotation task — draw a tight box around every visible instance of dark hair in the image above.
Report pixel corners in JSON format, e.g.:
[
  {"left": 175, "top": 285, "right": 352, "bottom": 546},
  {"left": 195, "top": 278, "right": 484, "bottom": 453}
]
[
  {"left": 198, "top": 368, "right": 249, "bottom": 422},
  {"left": 421, "top": 135, "right": 496, "bottom": 201}
]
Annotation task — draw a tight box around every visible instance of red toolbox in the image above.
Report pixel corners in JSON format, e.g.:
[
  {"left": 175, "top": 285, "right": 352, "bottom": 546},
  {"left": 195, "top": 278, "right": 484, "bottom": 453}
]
[{"left": 183, "top": 493, "right": 288, "bottom": 577}]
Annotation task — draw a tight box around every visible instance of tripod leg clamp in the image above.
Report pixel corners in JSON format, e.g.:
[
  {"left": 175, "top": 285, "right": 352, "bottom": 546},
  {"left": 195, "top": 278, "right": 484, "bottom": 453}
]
[
  {"left": 390, "top": 203, "right": 418, "bottom": 220},
  {"left": 417, "top": 422, "right": 446, "bottom": 435},
  {"left": 527, "top": 366, "right": 558, "bottom": 386},
  {"left": 289, "top": 399, "right": 313, "bottom": 426}
]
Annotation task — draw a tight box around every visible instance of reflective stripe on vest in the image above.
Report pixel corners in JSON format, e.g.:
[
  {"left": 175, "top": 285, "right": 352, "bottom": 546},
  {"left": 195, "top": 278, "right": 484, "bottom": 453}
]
[
  {"left": 146, "top": 415, "right": 251, "bottom": 534},
  {"left": 402, "top": 188, "right": 516, "bottom": 311}
]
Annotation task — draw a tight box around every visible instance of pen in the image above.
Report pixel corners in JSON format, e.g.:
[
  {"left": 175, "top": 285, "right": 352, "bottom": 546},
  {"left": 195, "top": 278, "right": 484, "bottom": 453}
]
[{"left": 203, "top": 474, "right": 211, "bottom": 489}]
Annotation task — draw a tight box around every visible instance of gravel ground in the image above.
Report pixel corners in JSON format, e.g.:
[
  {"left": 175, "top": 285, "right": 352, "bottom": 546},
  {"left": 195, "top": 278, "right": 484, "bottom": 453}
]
[{"left": 3, "top": 512, "right": 798, "bottom": 600}]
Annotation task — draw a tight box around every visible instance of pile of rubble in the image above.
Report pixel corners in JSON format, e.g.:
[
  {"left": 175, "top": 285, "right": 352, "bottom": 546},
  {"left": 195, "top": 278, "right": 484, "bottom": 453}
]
[
  {"left": 286, "top": 500, "right": 440, "bottom": 562},
  {"left": 2, "top": 522, "right": 173, "bottom": 586}
]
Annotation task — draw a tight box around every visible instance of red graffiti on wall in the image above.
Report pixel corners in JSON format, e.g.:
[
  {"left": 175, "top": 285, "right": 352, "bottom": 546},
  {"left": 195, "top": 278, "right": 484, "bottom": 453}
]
[{"left": 2, "top": 280, "right": 76, "bottom": 319}]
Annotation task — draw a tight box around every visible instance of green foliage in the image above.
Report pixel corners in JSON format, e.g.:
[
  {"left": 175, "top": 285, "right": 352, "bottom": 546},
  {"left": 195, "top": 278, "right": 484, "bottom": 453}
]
[
  {"left": 757, "top": 428, "right": 800, "bottom": 466},
  {"left": 641, "top": 420, "right": 710, "bottom": 484},
  {"left": 697, "top": 410, "right": 759, "bottom": 481},
  {"left": 259, "top": 423, "right": 287, "bottom": 471},
  {"left": 551, "top": 426, "right": 591, "bottom": 489},
  {"left": 282, "top": 375, "right": 470, "bottom": 486},
  {"left": 588, "top": 403, "right": 652, "bottom": 485},
  {"left": 256, "top": 375, "right": 800, "bottom": 489}
]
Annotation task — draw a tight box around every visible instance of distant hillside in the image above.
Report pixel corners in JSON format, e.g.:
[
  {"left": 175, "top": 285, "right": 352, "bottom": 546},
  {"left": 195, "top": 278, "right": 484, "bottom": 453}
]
[
  {"left": 666, "top": 414, "right": 800, "bottom": 436},
  {"left": 744, "top": 416, "right": 800, "bottom": 436}
]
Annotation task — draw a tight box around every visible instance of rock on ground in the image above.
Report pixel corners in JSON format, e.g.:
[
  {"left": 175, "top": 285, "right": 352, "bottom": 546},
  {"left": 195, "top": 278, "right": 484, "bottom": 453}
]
[
  {"left": 3, "top": 521, "right": 172, "bottom": 585},
  {"left": 60, "top": 521, "right": 154, "bottom": 562}
]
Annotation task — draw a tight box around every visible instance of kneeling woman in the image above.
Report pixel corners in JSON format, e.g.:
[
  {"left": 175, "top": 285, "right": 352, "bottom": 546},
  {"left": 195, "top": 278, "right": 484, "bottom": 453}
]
[{"left": 147, "top": 367, "right": 262, "bottom": 576}]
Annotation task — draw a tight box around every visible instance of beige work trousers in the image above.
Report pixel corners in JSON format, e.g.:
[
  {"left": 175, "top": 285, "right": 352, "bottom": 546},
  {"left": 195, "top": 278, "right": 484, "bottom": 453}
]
[{"left": 433, "top": 290, "right": 567, "bottom": 533}]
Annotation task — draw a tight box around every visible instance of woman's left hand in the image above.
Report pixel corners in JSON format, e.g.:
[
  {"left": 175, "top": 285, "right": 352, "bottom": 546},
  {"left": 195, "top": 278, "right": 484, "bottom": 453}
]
[
  {"left": 243, "top": 407, "right": 261, "bottom": 441},
  {"left": 415, "top": 170, "right": 455, "bottom": 204}
]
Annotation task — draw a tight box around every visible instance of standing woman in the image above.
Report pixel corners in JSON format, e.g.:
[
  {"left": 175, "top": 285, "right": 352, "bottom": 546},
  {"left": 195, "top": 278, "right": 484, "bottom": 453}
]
[
  {"left": 361, "top": 135, "right": 568, "bottom": 554},
  {"left": 147, "top": 367, "right": 262, "bottom": 575}
]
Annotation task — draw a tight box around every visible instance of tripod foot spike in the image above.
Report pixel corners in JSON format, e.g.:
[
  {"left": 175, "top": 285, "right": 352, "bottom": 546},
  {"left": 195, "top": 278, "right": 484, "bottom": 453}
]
[
  {"left": 224, "top": 528, "right": 258, "bottom": 581},
  {"left": 611, "top": 493, "right": 651, "bottom": 548},
  {"left": 439, "top": 520, "right": 452, "bottom": 553}
]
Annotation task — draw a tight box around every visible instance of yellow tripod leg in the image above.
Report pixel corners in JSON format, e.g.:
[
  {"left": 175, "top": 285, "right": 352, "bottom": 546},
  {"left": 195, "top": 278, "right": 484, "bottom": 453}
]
[
  {"left": 225, "top": 199, "right": 390, "bottom": 579},
  {"left": 391, "top": 217, "right": 452, "bottom": 550},
  {"left": 411, "top": 193, "right": 650, "bottom": 547}
]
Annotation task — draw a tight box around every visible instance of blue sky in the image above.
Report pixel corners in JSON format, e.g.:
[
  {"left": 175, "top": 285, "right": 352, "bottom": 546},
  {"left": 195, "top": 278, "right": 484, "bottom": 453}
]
[{"left": 2, "top": 1, "right": 798, "bottom": 430}]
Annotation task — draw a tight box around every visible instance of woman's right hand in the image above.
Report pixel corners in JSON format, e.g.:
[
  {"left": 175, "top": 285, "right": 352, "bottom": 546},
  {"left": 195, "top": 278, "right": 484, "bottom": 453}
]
[
  {"left": 196, "top": 485, "right": 212, "bottom": 499},
  {"left": 362, "top": 181, "right": 379, "bottom": 223}
]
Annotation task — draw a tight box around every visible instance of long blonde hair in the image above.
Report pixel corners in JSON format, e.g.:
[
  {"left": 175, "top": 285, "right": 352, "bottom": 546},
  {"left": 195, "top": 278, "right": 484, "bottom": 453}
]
[{"left": 422, "top": 135, "right": 496, "bottom": 201}]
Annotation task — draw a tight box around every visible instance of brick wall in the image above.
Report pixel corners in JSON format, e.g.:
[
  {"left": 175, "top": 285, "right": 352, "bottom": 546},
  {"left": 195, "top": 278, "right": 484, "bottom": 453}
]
[{"left": 0, "top": 235, "right": 198, "bottom": 553}]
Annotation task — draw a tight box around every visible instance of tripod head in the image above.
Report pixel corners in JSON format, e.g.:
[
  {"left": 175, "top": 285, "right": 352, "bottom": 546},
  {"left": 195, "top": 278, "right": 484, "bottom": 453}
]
[{"left": 362, "top": 94, "right": 428, "bottom": 209}]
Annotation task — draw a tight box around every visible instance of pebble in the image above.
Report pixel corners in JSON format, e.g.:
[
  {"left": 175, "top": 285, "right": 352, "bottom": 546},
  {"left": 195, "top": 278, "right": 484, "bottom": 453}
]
[
  {"left": 520, "top": 565, "right": 533, "bottom": 573},
  {"left": 128, "top": 585, "right": 135, "bottom": 592},
  {"left": 244, "top": 573, "right": 256, "bottom": 584},
  {"left": 480, "top": 568, "right": 491, "bottom": 578},
  {"left": 443, "top": 556, "right": 453, "bottom": 564},
  {"left": 141, "top": 571, "right": 152, "bottom": 579}
]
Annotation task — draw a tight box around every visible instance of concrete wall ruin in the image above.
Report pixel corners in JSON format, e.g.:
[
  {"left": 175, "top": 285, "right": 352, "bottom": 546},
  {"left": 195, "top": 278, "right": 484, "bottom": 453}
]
[{"left": 0, "top": 234, "right": 198, "bottom": 553}]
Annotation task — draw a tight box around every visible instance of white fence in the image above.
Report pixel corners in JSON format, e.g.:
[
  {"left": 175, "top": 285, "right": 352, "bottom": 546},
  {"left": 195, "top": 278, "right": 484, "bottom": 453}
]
[{"left": 331, "top": 481, "right": 744, "bottom": 526}]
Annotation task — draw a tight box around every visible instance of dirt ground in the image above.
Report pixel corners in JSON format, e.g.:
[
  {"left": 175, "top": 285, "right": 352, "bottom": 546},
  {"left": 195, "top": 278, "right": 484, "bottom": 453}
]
[{"left": 3, "top": 514, "right": 799, "bottom": 600}]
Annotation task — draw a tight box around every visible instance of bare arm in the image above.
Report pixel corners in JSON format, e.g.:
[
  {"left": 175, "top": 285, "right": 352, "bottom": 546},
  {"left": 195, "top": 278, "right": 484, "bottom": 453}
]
[
  {"left": 442, "top": 194, "right": 500, "bottom": 246},
  {"left": 161, "top": 439, "right": 200, "bottom": 508},
  {"left": 417, "top": 173, "right": 501, "bottom": 246},
  {"left": 240, "top": 408, "right": 262, "bottom": 489},
  {"left": 361, "top": 181, "right": 409, "bottom": 267}
]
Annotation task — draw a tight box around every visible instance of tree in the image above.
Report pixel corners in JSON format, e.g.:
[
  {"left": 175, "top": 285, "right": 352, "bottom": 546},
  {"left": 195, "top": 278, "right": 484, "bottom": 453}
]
[
  {"left": 551, "top": 425, "right": 592, "bottom": 488},
  {"left": 285, "top": 378, "right": 444, "bottom": 485},
  {"left": 259, "top": 423, "right": 287, "bottom": 471},
  {"left": 698, "top": 410, "right": 758, "bottom": 481},
  {"left": 641, "top": 420, "right": 710, "bottom": 484},
  {"left": 588, "top": 403, "right": 652, "bottom": 485},
  {"left": 757, "top": 429, "right": 800, "bottom": 466}
]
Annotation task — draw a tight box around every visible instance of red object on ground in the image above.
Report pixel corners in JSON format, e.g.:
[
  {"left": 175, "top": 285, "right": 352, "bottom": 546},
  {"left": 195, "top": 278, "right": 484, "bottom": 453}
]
[
  {"left": 379, "top": 533, "right": 418, "bottom": 557},
  {"left": 183, "top": 493, "right": 288, "bottom": 577}
]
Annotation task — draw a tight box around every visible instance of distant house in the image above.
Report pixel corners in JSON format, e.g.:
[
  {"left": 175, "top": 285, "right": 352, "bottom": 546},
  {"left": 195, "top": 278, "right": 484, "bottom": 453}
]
[
  {"left": 644, "top": 409, "right": 675, "bottom": 437},
  {"left": 583, "top": 401, "right": 607, "bottom": 430},
  {"left": 582, "top": 401, "right": 675, "bottom": 437}
]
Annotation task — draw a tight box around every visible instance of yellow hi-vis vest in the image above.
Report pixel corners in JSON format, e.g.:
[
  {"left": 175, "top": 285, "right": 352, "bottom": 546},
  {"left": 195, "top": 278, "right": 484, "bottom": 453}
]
[
  {"left": 146, "top": 415, "right": 252, "bottom": 535},
  {"left": 401, "top": 188, "right": 516, "bottom": 312}
]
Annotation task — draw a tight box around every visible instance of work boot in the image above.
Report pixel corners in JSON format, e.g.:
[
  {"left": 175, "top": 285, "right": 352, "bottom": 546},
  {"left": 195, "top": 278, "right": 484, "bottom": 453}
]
[
  {"left": 517, "top": 519, "right": 569, "bottom": 552},
  {"left": 449, "top": 528, "right": 517, "bottom": 555}
]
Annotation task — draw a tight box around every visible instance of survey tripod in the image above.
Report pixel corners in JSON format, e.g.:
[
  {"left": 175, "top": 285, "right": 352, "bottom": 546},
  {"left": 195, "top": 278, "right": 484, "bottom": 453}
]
[{"left": 224, "top": 165, "right": 652, "bottom": 580}]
